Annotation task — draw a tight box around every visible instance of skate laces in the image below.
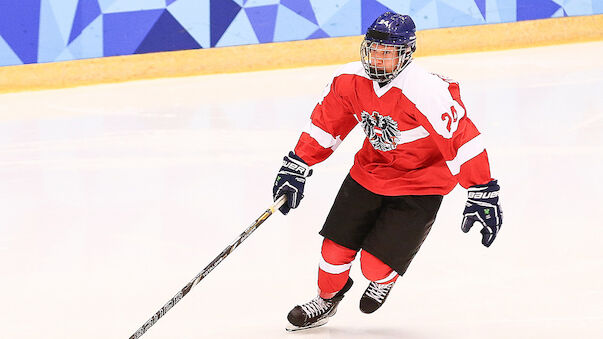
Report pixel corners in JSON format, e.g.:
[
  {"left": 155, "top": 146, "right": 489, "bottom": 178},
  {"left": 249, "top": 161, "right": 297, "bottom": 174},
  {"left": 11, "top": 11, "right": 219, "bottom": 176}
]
[
  {"left": 300, "top": 297, "right": 330, "bottom": 318},
  {"left": 365, "top": 281, "right": 394, "bottom": 303}
]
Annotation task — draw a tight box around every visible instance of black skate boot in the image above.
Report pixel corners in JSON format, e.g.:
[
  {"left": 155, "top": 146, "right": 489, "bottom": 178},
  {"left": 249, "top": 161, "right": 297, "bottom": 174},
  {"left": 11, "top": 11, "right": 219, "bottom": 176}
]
[
  {"left": 286, "top": 278, "right": 353, "bottom": 332},
  {"left": 359, "top": 280, "right": 396, "bottom": 314}
]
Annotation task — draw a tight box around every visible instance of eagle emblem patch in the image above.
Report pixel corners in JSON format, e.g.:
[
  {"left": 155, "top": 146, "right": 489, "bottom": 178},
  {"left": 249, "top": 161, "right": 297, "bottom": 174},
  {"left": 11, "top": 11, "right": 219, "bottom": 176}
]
[{"left": 360, "top": 111, "right": 402, "bottom": 152}]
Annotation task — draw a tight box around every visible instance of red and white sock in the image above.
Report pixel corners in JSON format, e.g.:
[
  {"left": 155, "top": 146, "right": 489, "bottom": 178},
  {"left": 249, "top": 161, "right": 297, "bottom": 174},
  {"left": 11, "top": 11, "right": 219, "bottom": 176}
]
[
  {"left": 360, "top": 249, "right": 399, "bottom": 285},
  {"left": 317, "top": 238, "right": 357, "bottom": 299}
]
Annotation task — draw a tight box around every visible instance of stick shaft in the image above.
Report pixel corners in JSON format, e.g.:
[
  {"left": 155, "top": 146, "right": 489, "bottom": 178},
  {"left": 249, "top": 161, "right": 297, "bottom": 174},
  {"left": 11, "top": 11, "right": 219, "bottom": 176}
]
[{"left": 129, "top": 196, "right": 287, "bottom": 339}]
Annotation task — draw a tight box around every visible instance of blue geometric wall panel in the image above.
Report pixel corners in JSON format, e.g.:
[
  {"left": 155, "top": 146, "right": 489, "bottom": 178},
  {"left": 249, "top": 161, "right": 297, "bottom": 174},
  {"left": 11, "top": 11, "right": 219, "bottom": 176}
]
[
  {"left": 0, "top": 35, "right": 23, "bottom": 66},
  {"left": 0, "top": 0, "right": 42, "bottom": 64},
  {"left": 135, "top": 10, "right": 201, "bottom": 53},
  {"left": 210, "top": 0, "right": 241, "bottom": 47},
  {"left": 273, "top": 4, "right": 319, "bottom": 42},
  {"left": 68, "top": 14, "right": 104, "bottom": 60},
  {"left": 281, "top": 0, "right": 318, "bottom": 24},
  {"left": 167, "top": 0, "right": 210, "bottom": 48},
  {"left": 320, "top": 0, "right": 362, "bottom": 37},
  {"left": 69, "top": 0, "right": 101, "bottom": 43},
  {"left": 103, "top": 9, "right": 164, "bottom": 57},
  {"left": 245, "top": 5, "right": 279, "bottom": 43},
  {"left": 215, "top": 8, "right": 259, "bottom": 47},
  {"left": 100, "top": 0, "right": 166, "bottom": 13},
  {"left": 517, "top": 0, "right": 561, "bottom": 21},
  {"left": 0, "top": 0, "right": 602, "bottom": 67},
  {"left": 38, "top": 0, "right": 68, "bottom": 63},
  {"left": 475, "top": 0, "right": 486, "bottom": 18}
]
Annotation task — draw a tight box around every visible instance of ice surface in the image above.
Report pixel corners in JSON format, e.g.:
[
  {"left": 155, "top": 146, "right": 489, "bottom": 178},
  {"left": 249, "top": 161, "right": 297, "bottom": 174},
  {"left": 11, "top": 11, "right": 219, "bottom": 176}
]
[{"left": 1, "top": 41, "right": 602, "bottom": 339}]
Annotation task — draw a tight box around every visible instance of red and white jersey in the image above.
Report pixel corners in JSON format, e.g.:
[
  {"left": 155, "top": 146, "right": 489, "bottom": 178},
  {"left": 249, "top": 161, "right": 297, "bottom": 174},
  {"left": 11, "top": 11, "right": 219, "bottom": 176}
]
[{"left": 294, "top": 61, "right": 492, "bottom": 196}]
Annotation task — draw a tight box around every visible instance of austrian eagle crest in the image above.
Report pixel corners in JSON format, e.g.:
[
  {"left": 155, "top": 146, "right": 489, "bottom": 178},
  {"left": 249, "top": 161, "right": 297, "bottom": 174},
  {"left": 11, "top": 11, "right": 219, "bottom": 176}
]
[{"left": 360, "top": 111, "right": 402, "bottom": 152}]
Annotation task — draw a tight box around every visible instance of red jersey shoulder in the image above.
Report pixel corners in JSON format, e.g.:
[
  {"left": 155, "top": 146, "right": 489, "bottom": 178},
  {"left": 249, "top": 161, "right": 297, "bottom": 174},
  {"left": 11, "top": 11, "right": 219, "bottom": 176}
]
[{"left": 318, "top": 62, "right": 366, "bottom": 104}]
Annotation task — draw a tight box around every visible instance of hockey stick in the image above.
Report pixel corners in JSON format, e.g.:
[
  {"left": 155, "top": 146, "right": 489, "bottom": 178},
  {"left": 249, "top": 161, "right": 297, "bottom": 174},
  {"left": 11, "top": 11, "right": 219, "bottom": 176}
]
[{"left": 129, "top": 195, "right": 287, "bottom": 339}]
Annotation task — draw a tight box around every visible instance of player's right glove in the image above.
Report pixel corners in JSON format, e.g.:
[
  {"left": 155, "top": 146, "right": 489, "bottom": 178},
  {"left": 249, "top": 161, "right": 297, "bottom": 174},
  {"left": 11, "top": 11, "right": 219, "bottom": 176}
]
[
  {"left": 462, "top": 179, "right": 503, "bottom": 247},
  {"left": 273, "top": 151, "right": 312, "bottom": 215}
]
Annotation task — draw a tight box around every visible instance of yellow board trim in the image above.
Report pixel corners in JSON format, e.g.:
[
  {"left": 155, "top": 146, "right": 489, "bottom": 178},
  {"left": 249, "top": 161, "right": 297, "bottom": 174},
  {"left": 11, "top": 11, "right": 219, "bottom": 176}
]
[{"left": 1, "top": 14, "right": 601, "bottom": 94}]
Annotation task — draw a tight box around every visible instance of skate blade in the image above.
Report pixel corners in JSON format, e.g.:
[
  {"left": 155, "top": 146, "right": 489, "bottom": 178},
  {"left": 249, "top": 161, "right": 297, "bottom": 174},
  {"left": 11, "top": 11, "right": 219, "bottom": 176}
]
[{"left": 285, "top": 318, "right": 328, "bottom": 332}]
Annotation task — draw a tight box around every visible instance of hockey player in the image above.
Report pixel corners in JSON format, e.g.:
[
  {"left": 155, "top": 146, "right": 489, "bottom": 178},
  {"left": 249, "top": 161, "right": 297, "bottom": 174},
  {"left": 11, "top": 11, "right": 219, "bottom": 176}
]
[{"left": 273, "top": 12, "right": 502, "bottom": 331}]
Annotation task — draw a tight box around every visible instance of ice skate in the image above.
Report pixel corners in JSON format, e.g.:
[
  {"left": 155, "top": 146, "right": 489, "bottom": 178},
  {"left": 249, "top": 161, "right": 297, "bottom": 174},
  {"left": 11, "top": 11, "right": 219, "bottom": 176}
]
[
  {"left": 359, "top": 280, "right": 395, "bottom": 314},
  {"left": 285, "top": 278, "right": 353, "bottom": 332}
]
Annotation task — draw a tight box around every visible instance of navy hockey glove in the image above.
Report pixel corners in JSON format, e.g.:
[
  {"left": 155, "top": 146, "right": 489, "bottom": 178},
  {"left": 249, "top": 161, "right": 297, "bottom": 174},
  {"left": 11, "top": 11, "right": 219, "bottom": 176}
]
[
  {"left": 273, "top": 151, "right": 313, "bottom": 215},
  {"left": 462, "top": 180, "right": 503, "bottom": 247}
]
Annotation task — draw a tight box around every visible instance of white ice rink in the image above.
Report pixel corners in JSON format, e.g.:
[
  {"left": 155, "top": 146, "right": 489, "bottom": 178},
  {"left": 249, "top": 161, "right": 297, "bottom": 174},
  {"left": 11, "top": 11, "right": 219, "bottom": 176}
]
[{"left": 1, "top": 41, "right": 602, "bottom": 339}]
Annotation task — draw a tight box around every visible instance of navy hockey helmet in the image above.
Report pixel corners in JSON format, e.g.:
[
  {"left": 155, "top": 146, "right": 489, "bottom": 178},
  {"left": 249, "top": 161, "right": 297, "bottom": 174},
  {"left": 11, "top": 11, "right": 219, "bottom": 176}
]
[{"left": 361, "top": 12, "right": 417, "bottom": 83}]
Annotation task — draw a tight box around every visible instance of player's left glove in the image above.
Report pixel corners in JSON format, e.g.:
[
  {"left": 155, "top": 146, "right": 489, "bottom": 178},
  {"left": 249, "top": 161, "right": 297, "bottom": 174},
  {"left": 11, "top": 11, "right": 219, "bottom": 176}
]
[
  {"left": 273, "top": 151, "right": 313, "bottom": 215},
  {"left": 462, "top": 179, "right": 503, "bottom": 247}
]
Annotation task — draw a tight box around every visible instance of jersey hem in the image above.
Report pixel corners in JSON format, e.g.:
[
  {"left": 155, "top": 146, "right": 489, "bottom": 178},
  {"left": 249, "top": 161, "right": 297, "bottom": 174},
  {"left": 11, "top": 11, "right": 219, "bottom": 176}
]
[{"left": 349, "top": 167, "right": 457, "bottom": 196}]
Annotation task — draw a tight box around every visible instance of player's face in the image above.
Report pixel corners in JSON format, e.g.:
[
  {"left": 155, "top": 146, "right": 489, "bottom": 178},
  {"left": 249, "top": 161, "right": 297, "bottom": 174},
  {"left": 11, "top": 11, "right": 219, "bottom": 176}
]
[{"left": 369, "top": 44, "right": 400, "bottom": 73}]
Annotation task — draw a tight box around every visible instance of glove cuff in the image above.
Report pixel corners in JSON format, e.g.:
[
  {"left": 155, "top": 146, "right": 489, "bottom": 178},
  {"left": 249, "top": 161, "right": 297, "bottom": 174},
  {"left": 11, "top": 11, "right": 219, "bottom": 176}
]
[
  {"left": 468, "top": 179, "right": 498, "bottom": 191},
  {"left": 467, "top": 179, "right": 500, "bottom": 201},
  {"left": 283, "top": 151, "right": 312, "bottom": 177}
]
